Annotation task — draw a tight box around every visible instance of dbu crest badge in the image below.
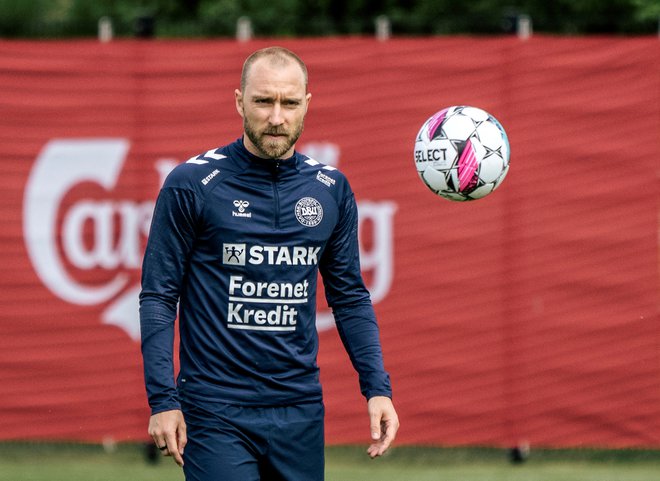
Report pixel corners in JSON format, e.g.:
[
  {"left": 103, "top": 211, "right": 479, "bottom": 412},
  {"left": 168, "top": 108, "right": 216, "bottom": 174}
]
[{"left": 294, "top": 197, "right": 323, "bottom": 227}]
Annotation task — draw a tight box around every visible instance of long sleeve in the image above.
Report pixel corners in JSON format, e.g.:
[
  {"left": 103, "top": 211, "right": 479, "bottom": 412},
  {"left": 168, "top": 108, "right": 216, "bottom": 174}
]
[
  {"left": 139, "top": 184, "right": 201, "bottom": 414},
  {"left": 319, "top": 189, "right": 392, "bottom": 400}
]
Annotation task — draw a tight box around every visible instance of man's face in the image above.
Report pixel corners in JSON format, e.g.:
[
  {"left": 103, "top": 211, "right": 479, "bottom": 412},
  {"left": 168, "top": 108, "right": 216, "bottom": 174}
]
[{"left": 235, "top": 58, "right": 311, "bottom": 159}]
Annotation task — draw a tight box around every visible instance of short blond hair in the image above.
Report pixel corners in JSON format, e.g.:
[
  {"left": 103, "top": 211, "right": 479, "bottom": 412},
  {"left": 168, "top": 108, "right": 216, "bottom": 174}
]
[{"left": 240, "top": 46, "right": 308, "bottom": 92}]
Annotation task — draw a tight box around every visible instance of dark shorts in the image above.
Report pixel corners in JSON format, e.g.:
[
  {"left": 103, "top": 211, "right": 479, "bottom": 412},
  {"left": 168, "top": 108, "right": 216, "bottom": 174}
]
[{"left": 181, "top": 399, "right": 325, "bottom": 481}]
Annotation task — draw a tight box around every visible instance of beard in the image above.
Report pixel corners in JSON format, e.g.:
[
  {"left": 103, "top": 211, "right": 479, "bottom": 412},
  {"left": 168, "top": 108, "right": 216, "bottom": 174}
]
[{"left": 243, "top": 117, "right": 304, "bottom": 159}]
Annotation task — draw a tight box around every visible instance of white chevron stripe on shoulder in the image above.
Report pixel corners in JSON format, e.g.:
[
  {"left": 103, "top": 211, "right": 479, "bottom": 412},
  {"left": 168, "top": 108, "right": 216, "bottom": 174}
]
[
  {"left": 305, "top": 159, "right": 320, "bottom": 166},
  {"left": 204, "top": 149, "right": 226, "bottom": 160},
  {"left": 186, "top": 157, "right": 209, "bottom": 164},
  {"left": 322, "top": 165, "right": 337, "bottom": 171}
]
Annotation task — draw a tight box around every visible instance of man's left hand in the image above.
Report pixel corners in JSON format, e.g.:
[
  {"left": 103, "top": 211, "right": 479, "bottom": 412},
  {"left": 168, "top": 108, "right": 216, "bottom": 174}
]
[{"left": 367, "top": 395, "right": 399, "bottom": 458}]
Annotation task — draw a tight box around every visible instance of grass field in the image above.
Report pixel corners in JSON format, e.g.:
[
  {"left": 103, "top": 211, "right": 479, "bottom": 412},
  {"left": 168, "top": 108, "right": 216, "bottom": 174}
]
[{"left": 1, "top": 442, "right": 659, "bottom": 481}]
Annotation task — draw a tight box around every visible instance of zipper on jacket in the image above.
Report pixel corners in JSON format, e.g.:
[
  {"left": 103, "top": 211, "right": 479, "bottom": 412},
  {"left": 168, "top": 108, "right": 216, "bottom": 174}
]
[{"left": 272, "top": 161, "right": 281, "bottom": 229}]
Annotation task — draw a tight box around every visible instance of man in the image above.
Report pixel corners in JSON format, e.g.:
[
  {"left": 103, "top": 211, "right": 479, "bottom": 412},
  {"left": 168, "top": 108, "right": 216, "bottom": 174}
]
[{"left": 140, "top": 46, "right": 399, "bottom": 480}]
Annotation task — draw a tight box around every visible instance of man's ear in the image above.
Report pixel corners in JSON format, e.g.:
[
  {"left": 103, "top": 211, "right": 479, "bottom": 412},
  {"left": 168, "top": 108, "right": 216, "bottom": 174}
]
[
  {"left": 304, "top": 92, "right": 312, "bottom": 113},
  {"left": 235, "top": 89, "right": 244, "bottom": 118}
]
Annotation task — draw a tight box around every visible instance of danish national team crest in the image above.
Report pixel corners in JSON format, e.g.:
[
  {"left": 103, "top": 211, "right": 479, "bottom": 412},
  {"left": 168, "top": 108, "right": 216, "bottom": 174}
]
[{"left": 295, "top": 197, "right": 323, "bottom": 227}]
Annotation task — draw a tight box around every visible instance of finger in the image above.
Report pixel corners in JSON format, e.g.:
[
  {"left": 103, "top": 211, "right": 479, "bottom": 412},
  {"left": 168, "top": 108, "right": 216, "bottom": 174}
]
[
  {"left": 371, "top": 435, "right": 390, "bottom": 456},
  {"left": 367, "top": 439, "right": 386, "bottom": 458},
  {"left": 171, "top": 449, "right": 184, "bottom": 467},
  {"left": 165, "top": 432, "right": 184, "bottom": 467},
  {"left": 366, "top": 434, "right": 385, "bottom": 458},
  {"left": 384, "top": 418, "right": 398, "bottom": 444},
  {"left": 369, "top": 413, "right": 382, "bottom": 441},
  {"left": 377, "top": 432, "right": 393, "bottom": 455},
  {"left": 177, "top": 422, "right": 187, "bottom": 456},
  {"left": 150, "top": 424, "right": 169, "bottom": 455},
  {"left": 159, "top": 437, "right": 172, "bottom": 457},
  {"left": 367, "top": 443, "right": 379, "bottom": 458},
  {"left": 152, "top": 436, "right": 168, "bottom": 454},
  {"left": 368, "top": 441, "right": 390, "bottom": 458},
  {"left": 368, "top": 421, "right": 397, "bottom": 458}
]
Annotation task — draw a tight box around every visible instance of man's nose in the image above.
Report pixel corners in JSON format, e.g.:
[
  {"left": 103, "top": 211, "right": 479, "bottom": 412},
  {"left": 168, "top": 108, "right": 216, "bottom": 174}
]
[{"left": 269, "top": 103, "right": 284, "bottom": 125}]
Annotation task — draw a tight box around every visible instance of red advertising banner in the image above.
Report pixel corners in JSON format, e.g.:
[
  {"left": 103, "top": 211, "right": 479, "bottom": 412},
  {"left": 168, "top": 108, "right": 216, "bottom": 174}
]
[{"left": 1, "top": 37, "right": 658, "bottom": 448}]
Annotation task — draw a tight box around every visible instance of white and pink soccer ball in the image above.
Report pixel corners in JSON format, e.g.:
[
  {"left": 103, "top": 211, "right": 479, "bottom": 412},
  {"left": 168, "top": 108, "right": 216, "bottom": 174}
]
[{"left": 414, "top": 106, "right": 510, "bottom": 201}]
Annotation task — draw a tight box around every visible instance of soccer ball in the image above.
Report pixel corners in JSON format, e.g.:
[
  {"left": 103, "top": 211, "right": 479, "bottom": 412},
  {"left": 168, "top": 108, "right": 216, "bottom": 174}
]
[{"left": 414, "top": 106, "right": 510, "bottom": 201}]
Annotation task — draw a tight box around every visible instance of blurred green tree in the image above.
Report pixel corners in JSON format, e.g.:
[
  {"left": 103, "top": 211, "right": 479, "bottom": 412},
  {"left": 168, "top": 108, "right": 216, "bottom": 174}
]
[{"left": 0, "top": 0, "right": 656, "bottom": 38}]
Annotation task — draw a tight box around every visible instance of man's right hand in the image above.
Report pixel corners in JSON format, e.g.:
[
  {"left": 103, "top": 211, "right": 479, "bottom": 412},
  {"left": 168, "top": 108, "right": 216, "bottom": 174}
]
[{"left": 148, "top": 409, "right": 187, "bottom": 467}]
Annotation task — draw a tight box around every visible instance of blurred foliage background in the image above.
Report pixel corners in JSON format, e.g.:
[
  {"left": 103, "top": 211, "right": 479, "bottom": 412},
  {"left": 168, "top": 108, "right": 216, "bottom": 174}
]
[{"left": 0, "top": 0, "right": 659, "bottom": 38}]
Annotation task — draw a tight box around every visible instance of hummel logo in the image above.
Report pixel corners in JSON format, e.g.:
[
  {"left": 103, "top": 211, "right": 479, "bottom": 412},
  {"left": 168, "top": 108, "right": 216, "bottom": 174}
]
[
  {"left": 233, "top": 200, "right": 249, "bottom": 212},
  {"left": 232, "top": 200, "right": 252, "bottom": 218}
]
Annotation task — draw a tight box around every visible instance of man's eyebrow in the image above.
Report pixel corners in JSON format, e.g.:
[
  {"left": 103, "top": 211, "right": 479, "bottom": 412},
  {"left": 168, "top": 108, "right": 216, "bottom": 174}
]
[{"left": 250, "top": 93, "right": 303, "bottom": 102}]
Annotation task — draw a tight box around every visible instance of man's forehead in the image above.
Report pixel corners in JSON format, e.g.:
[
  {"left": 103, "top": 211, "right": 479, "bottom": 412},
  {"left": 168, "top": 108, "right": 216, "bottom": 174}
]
[{"left": 244, "top": 57, "right": 306, "bottom": 93}]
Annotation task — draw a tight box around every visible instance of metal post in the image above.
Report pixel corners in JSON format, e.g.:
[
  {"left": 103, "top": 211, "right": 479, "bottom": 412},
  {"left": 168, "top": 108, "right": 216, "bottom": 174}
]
[
  {"left": 98, "top": 16, "right": 113, "bottom": 43},
  {"left": 517, "top": 14, "right": 532, "bottom": 40},
  {"left": 375, "top": 15, "right": 391, "bottom": 41},
  {"left": 236, "top": 17, "right": 253, "bottom": 42}
]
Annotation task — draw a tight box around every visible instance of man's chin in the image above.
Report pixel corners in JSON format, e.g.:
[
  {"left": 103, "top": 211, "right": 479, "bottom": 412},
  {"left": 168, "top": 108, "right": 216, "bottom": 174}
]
[{"left": 259, "top": 139, "right": 294, "bottom": 159}]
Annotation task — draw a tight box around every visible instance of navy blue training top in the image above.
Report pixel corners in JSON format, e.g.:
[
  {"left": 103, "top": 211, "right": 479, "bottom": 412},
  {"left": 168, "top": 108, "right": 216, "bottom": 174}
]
[{"left": 140, "top": 139, "right": 392, "bottom": 414}]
